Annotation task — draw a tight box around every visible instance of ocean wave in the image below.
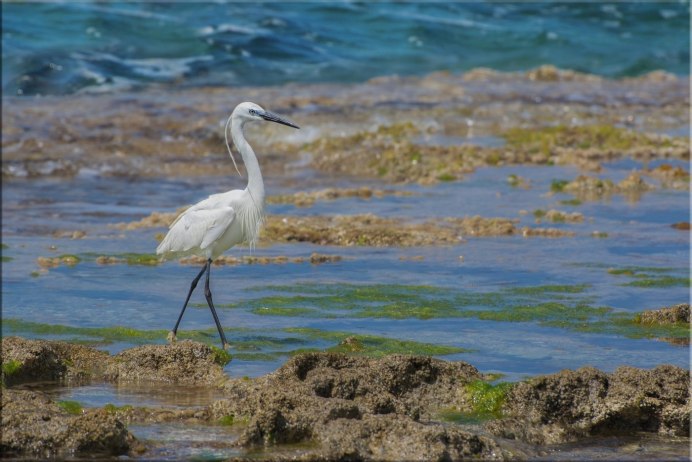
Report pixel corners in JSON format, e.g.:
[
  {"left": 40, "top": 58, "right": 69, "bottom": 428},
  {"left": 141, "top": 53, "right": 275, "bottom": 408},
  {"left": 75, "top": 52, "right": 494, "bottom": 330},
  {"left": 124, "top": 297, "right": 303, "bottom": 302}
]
[{"left": 2, "top": 2, "right": 688, "bottom": 96}]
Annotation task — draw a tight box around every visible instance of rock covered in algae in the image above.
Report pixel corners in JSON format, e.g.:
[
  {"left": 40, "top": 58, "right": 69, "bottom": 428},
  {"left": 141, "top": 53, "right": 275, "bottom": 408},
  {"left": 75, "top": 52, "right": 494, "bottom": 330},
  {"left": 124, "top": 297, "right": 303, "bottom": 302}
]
[
  {"left": 636, "top": 303, "right": 690, "bottom": 325},
  {"left": 487, "top": 364, "right": 690, "bottom": 445},
  {"left": 267, "top": 186, "right": 411, "bottom": 207},
  {"left": 1, "top": 336, "right": 109, "bottom": 386},
  {"left": 0, "top": 389, "right": 135, "bottom": 458},
  {"left": 562, "top": 172, "right": 655, "bottom": 201},
  {"left": 104, "top": 340, "right": 228, "bottom": 386},
  {"left": 211, "top": 353, "right": 504, "bottom": 460},
  {"left": 644, "top": 164, "right": 691, "bottom": 190}
]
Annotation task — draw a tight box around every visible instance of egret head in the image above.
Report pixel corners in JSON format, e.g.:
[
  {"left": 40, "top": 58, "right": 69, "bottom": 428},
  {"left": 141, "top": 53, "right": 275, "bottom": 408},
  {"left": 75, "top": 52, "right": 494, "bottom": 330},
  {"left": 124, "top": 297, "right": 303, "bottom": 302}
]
[
  {"left": 234, "top": 102, "right": 300, "bottom": 129},
  {"left": 225, "top": 102, "right": 299, "bottom": 178}
]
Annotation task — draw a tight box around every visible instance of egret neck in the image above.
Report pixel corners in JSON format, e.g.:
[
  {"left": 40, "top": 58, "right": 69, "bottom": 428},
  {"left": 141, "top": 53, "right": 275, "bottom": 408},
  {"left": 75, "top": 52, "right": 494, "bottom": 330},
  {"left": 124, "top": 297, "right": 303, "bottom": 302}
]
[{"left": 231, "top": 114, "right": 265, "bottom": 206}]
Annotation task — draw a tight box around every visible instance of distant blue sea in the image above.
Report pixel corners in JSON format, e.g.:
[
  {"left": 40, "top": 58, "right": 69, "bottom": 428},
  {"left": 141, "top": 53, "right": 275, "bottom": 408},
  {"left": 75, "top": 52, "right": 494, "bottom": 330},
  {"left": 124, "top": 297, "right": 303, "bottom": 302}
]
[{"left": 2, "top": 2, "right": 689, "bottom": 96}]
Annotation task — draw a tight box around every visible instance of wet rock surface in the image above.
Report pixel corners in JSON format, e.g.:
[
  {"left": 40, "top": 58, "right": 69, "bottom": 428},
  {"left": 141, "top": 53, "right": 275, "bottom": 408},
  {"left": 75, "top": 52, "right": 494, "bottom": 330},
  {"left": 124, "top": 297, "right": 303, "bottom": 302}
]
[
  {"left": 114, "top": 209, "right": 580, "bottom": 248},
  {"left": 179, "top": 252, "right": 343, "bottom": 266},
  {"left": 1, "top": 336, "right": 109, "bottom": 386},
  {"left": 3, "top": 69, "right": 688, "bottom": 181},
  {"left": 636, "top": 303, "right": 690, "bottom": 325},
  {"left": 1, "top": 336, "right": 227, "bottom": 387},
  {"left": 104, "top": 340, "right": 228, "bottom": 386},
  {"left": 267, "top": 187, "right": 412, "bottom": 207},
  {"left": 1, "top": 339, "right": 689, "bottom": 460},
  {"left": 211, "top": 353, "right": 505, "bottom": 460},
  {"left": 1, "top": 388, "right": 135, "bottom": 458},
  {"left": 487, "top": 365, "right": 690, "bottom": 445}
]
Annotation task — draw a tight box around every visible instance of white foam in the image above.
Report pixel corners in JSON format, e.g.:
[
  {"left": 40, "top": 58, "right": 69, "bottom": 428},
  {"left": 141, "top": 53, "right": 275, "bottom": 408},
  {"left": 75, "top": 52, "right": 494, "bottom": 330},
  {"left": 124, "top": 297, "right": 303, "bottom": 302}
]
[{"left": 196, "top": 23, "right": 261, "bottom": 37}]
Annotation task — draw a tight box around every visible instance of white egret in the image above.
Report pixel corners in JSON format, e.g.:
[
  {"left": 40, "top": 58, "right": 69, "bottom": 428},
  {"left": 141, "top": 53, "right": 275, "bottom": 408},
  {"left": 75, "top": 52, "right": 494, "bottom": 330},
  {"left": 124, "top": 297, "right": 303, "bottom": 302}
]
[{"left": 156, "top": 102, "right": 299, "bottom": 348}]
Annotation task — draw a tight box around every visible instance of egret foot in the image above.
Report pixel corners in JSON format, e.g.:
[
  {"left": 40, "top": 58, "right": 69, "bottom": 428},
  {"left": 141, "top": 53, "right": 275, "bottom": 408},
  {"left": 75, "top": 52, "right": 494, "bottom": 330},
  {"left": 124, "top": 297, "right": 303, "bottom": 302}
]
[
  {"left": 222, "top": 342, "right": 230, "bottom": 350},
  {"left": 167, "top": 331, "right": 177, "bottom": 343}
]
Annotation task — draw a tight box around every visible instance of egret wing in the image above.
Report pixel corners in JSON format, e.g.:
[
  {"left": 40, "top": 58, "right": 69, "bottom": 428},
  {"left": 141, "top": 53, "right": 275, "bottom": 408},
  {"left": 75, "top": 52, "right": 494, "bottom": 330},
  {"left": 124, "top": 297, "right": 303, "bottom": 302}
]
[
  {"left": 157, "top": 205, "right": 235, "bottom": 255},
  {"left": 167, "top": 192, "right": 230, "bottom": 229}
]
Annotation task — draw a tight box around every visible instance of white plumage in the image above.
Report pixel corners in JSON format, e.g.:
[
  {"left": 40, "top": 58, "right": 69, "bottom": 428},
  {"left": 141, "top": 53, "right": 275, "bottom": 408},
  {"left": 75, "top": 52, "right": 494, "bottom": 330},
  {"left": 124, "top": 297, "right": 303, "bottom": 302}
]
[
  {"left": 158, "top": 102, "right": 299, "bottom": 348},
  {"left": 156, "top": 189, "right": 258, "bottom": 260}
]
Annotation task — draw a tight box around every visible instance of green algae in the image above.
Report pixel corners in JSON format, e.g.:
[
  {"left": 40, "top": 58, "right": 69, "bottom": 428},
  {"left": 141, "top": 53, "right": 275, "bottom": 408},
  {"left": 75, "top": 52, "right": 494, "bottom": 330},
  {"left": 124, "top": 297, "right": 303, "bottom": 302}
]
[
  {"left": 464, "top": 380, "right": 514, "bottom": 417},
  {"left": 437, "top": 173, "right": 457, "bottom": 182},
  {"left": 504, "top": 125, "right": 671, "bottom": 153},
  {"left": 251, "top": 305, "right": 323, "bottom": 318},
  {"left": 1, "top": 256, "right": 13, "bottom": 262},
  {"left": 355, "top": 300, "right": 459, "bottom": 320},
  {"left": 557, "top": 313, "right": 690, "bottom": 343},
  {"left": 509, "top": 284, "right": 590, "bottom": 295},
  {"left": 439, "top": 380, "right": 514, "bottom": 424},
  {"left": 607, "top": 266, "right": 674, "bottom": 276},
  {"left": 232, "top": 352, "right": 284, "bottom": 361},
  {"left": 247, "top": 282, "right": 685, "bottom": 342},
  {"left": 2, "top": 359, "right": 22, "bottom": 377},
  {"left": 210, "top": 345, "right": 233, "bottom": 366},
  {"left": 4, "top": 277, "right": 686, "bottom": 359},
  {"left": 57, "top": 254, "right": 81, "bottom": 265},
  {"left": 285, "top": 328, "right": 470, "bottom": 357},
  {"left": 245, "top": 283, "right": 463, "bottom": 320},
  {"left": 2, "top": 319, "right": 468, "bottom": 360},
  {"left": 86, "top": 252, "right": 161, "bottom": 265},
  {"left": 624, "top": 276, "right": 690, "bottom": 288},
  {"left": 242, "top": 283, "right": 592, "bottom": 321},
  {"left": 606, "top": 266, "right": 689, "bottom": 288},
  {"left": 37, "top": 252, "right": 161, "bottom": 267},
  {"left": 232, "top": 335, "right": 308, "bottom": 351},
  {"left": 438, "top": 408, "right": 487, "bottom": 425},
  {"left": 1, "top": 319, "right": 238, "bottom": 345},
  {"left": 58, "top": 400, "right": 83, "bottom": 415},
  {"left": 103, "top": 403, "right": 133, "bottom": 414},
  {"left": 468, "top": 302, "right": 612, "bottom": 323},
  {"left": 551, "top": 179, "right": 569, "bottom": 193},
  {"left": 532, "top": 209, "right": 547, "bottom": 220},
  {"left": 305, "top": 122, "right": 418, "bottom": 152},
  {"left": 121, "top": 253, "right": 160, "bottom": 266},
  {"left": 483, "top": 372, "right": 507, "bottom": 382},
  {"left": 218, "top": 415, "right": 235, "bottom": 426},
  {"left": 559, "top": 198, "right": 582, "bottom": 206}
]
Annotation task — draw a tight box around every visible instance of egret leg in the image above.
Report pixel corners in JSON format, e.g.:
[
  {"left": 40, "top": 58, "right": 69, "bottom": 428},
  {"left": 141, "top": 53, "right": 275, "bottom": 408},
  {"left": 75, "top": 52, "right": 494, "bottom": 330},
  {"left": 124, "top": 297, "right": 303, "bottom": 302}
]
[
  {"left": 204, "top": 258, "right": 229, "bottom": 349},
  {"left": 169, "top": 261, "right": 208, "bottom": 343}
]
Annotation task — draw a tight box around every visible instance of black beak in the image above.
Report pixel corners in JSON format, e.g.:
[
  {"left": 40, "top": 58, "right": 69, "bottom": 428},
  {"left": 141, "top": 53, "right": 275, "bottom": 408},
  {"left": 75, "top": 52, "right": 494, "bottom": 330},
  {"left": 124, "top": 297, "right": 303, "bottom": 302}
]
[{"left": 258, "top": 110, "right": 300, "bottom": 129}]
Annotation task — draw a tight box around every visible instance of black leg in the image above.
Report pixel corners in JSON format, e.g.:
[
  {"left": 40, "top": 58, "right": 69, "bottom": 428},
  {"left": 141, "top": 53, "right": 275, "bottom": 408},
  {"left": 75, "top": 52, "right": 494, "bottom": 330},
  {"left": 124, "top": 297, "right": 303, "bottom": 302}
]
[
  {"left": 204, "top": 258, "right": 229, "bottom": 349},
  {"left": 168, "top": 261, "right": 208, "bottom": 342}
]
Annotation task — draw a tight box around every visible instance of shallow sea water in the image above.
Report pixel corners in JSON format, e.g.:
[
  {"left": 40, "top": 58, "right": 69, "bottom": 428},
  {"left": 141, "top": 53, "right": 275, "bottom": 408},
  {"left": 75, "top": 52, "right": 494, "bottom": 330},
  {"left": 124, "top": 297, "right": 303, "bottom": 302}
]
[{"left": 2, "top": 157, "right": 689, "bottom": 382}]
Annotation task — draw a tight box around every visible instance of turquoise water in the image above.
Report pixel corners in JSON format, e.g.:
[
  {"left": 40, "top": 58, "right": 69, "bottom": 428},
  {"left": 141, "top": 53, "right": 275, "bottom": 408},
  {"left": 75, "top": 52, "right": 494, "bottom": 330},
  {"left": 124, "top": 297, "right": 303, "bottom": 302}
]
[{"left": 3, "top": 2, "right": 689, "bottom": 95}]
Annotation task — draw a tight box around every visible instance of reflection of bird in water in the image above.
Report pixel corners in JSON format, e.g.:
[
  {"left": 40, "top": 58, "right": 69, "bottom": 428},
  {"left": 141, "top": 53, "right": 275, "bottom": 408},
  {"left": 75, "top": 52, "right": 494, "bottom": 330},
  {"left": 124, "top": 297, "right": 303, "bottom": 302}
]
[{"left": 156, "top": 102, "right": 299, "bottom": 348}]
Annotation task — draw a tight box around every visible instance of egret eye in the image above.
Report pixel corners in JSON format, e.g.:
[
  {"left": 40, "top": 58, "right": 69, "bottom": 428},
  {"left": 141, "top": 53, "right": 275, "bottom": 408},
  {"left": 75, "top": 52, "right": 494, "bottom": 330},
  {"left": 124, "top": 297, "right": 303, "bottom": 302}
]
[{"left": 249, "top": 109, "right": 257, "bottom": 116}]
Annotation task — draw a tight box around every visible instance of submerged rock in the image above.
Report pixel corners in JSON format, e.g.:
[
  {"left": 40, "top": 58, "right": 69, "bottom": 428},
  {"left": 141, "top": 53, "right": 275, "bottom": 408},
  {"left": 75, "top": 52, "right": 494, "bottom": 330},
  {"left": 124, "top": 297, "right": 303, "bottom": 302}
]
[
  {"left": 104, "top": 340, "right": 228, "bottom": 386},
  {"left": 0, "top": 389, "right": 135, "bottom": 458},
  {"left": 487, "top": 365, "right": 690, "bottom": 445},
  {"left": 562, "top": 172, "right": 657, "bottom": 202},
  {"left": 211, "top": 353, "right": 504, "bottom": 460}
]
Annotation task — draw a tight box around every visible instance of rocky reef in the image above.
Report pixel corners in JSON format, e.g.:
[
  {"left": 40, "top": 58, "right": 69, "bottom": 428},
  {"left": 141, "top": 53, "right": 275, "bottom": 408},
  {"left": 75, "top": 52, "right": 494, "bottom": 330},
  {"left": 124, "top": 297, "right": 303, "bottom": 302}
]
[{"left": 1, "top": 336, "right": 689, "bottom": 460}]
